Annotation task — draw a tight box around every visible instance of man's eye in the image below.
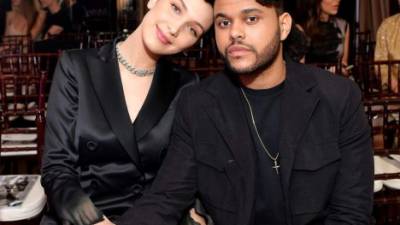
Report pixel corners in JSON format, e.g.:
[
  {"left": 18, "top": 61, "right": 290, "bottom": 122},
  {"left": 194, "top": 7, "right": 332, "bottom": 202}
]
[
  {"left": 171, "top": 3, "right": 181, "bottom": 14},
  {"left": 246, "top": 16, "right": 259, "bottom": 24},
  {"left": 217, "top": 19, "right": 231, "bottom": 28}
]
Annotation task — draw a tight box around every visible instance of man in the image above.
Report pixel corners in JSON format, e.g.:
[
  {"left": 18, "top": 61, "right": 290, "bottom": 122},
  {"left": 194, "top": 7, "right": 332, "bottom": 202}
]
[
  {"left": 374, "top": 0, "right": 400, "bottom": 92},
  {"left": 117, "top": 0, "right": 374, "bottom": 225}
]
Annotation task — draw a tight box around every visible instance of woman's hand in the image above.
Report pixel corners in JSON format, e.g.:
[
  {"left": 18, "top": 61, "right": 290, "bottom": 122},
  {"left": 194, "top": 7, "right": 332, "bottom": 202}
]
[
  {"left": 57, "top": 194, "right": 104, "bottom": 225},
  {"left": 189, "top": 208, "right": 207, "bottom": 225},
  {"left": 93, "top": 216, "right": 115, "bottom": 225}
]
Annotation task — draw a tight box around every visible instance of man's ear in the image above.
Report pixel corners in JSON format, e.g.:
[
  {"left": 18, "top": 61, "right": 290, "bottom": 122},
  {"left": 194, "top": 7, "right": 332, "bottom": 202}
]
[
  {"left": 278, "top": 12, "right": 292, "bottom": 41},
  {"left": 147, "top": 0, "right": 158, "bottom": 9}
]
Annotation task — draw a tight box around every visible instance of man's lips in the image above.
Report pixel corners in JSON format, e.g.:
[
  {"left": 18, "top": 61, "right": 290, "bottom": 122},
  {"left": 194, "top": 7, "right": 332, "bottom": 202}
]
[
  {"left": 227, "top": 45, "right": 252, "bottom": 57},
  {"left": 156, "top": 26, "right": 171, "bottom": 45}
]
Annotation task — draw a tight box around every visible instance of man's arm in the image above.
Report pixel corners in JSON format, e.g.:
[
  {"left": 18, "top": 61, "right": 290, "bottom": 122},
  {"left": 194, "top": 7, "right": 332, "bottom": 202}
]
[
  {"left": 325, "top": 81, "right": 374, "bottom": 225},
  {"left": 117, "top": 90, "right": 198, "bottom": 225}
]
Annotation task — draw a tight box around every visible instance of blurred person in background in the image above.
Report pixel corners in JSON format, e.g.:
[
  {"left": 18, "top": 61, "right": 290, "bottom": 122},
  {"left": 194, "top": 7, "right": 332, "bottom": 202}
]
[
  {"left": 301, "top": 0, "right": 350, "bottom": 75},
  {"left": 3, "top": 0, "right": 45, "bottom": 37},
  {"left": 63, "top": 0, "right": 87, "bottom": 33},
  {"left": 1, "top": 0, "right": 45, "bottom": 53},
  {"left": 0, "top": 0, "right": 11, "bottom": 37},
  {"left": 39, "top": 0, "right": 72, "bottom": 39},
  {"left": 374, "top": 0, "right": 400, "bottom": 92}
]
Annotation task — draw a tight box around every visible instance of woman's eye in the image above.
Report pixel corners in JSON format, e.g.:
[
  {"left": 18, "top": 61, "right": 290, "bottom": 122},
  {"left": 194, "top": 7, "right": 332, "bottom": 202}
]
[
  {"left": 171, "top": 3, "right": 181, "bottom": 14},
  {"left": 189, "top": 27, "right": 198, "bottom": 37}
]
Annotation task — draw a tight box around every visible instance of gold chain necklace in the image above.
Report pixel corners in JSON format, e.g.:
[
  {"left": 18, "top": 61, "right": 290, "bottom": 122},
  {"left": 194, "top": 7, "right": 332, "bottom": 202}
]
[
  {"left": 115, "top": 42, "right": 155, "bottom": 77},
  {"left": 240, "top": 88, "right": 280, "bottom": 175}
]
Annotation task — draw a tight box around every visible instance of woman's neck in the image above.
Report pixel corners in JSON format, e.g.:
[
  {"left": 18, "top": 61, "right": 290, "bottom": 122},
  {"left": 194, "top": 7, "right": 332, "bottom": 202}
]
[
  {"left": 119, "top": 25, "right": 159, "bottom": 70},
  {"left": 319, "top": 12, "right": 330, "bottom": 22}
]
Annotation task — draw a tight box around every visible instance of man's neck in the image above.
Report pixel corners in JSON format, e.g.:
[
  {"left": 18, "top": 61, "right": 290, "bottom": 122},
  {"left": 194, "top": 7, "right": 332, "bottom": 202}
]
[
  {"left": 48, "top": 3, "right": 61, "bottom": 14},
  {"left": 239, "top": 55, "right": 286, "bottom": 90}
]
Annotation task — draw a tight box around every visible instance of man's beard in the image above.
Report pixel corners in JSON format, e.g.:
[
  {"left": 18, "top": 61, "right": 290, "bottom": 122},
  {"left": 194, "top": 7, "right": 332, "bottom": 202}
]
[{"left": 223, "top": 27, "right": 281, "bottom": 76}]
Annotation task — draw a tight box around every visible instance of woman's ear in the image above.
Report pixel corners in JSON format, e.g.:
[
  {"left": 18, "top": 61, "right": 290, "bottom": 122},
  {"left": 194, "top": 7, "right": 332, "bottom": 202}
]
[
  {"left": 279, "top": 12, "right": 293, "bottom": 41},
  {"left": 147, "top": 0, "right": 158, "bottom": 9}
]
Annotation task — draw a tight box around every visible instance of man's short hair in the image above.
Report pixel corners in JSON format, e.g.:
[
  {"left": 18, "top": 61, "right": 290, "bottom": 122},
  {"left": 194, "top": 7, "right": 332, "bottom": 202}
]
[{"left": 256, "top": 0, "right": 284, "bottom": 14}]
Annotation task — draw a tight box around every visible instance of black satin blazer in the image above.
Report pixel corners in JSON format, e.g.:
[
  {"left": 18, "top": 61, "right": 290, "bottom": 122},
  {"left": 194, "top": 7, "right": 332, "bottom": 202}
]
[{"left": 40, "top": 39, "right": 197, "bottom": 224}]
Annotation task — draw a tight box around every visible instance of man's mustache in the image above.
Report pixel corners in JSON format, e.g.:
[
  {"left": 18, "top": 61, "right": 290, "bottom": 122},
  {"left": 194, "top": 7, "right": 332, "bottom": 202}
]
[{"left": 225, "top": 40, "right": 257, "bottom": 56}]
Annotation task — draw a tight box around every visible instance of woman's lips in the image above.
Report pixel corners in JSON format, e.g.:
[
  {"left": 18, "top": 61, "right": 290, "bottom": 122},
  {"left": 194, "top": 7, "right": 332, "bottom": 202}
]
[{"left": 156, "top": 26, "right": 172, "bottom": 45}]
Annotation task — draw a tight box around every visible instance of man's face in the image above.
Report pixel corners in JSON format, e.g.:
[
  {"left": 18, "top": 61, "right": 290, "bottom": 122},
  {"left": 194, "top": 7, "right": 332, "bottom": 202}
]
[{"left": 213, "top": 0, "right": 289, "bottom": 74}]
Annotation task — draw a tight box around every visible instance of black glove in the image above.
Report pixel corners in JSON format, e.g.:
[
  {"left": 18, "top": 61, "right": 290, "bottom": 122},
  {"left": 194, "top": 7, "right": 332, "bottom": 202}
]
[{"left": 55, "top": 191, "right": 104, "bottom": 225}]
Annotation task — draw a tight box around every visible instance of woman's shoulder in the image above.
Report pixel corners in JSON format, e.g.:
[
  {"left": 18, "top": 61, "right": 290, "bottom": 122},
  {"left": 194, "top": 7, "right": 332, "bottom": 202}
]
[
  {"left": 332, "top": 17, "right": 348, "bottom": 29},
  {"left": 160, "top": 59, "right": 199, "bottom": 85},
  {"left": 61, "top": 48, "right": 102, "bottom": 62}
]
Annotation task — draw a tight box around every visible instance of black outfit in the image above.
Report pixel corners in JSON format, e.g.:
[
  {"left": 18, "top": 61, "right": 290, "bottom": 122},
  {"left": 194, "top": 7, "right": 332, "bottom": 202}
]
[
  {"left": 40, "top": 39, "right": 197, "bottom": 225},
  {"left": 117, "top": 61, "right": 374, "bottom": 225},
  {"left": 0, "top": 0, "right": 10, "bottom": 37},
  {"left": 34, "top": 6, "right": 74, "bottom": 52},
  {"left": 0, "top": 10, "right": 5, "bottom": 38},
  {"left": 69, "top": 2, "right": 87, "bottom": 32},
  {"left": 306, "top": 18, "right": 348, "bottom": 64},
  {"left": 43, "top": 7, "right": 72, "bottom": 35}
]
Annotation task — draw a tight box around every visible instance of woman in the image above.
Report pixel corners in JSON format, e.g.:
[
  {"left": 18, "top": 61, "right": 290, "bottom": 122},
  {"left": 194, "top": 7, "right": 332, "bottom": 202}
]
[
  {"left": 4, "top": 0, "right": 30, "bottom": 36},
  {"left": 40, "top": 0, "right": 214, "bottom": 225},
  {"left": 301, "top": 0, "right": 350, "bottom": 74},
  {"left": 3, "top": 0, "right": 45, "bottom": 38}
]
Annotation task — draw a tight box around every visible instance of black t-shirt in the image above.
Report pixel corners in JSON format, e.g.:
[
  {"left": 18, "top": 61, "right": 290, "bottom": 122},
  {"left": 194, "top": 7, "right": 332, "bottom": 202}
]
[
  {"left": 306, "top": 20, "right": 343, "bottom": 63},
  {"left": 241, "top": 81, "right": 286, "bottom": 225},
  {"left": 44, "top": 7, "right": 72, "bottom": 35}
]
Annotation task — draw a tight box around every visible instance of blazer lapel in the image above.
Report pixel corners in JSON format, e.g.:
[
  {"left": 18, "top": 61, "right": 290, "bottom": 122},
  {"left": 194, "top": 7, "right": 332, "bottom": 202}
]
[
  {"left": 134, "top": 59, "right": 180, "bottom": 141},
  {"left": 86, "top": 40, "right": 139, "bottom": 166},
  {"left": 203, "top": 74, "right": 256, "bottom": 225},
  {"left": 278, "top": 61, "right": 320, "bottom": 207}
]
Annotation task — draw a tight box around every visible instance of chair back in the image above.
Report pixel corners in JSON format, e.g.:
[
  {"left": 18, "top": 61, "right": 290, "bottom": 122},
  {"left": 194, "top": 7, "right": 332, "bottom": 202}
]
[{"left": 0, "top": 72, "right": 47, "bottom": 162}]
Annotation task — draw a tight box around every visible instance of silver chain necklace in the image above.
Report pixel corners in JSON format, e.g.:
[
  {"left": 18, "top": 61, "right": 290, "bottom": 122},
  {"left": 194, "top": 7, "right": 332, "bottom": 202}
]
[
  {"left": 115, "top": 42, "right": 155, "bottom": 77},
  {"left": 240, "top": 88, "right": 280, "bottom": 175}
]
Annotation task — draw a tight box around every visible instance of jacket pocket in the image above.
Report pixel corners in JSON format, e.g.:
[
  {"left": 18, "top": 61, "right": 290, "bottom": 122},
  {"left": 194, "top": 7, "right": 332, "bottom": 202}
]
[
  {"left": 195, "top": 143, "right": 237, "bottom": 212},
  {"left": 293, "top": 141, "right": 340, "bottom": 171},
  {"left": 291, "top": 141, "right": 341, "bottom": 215}
]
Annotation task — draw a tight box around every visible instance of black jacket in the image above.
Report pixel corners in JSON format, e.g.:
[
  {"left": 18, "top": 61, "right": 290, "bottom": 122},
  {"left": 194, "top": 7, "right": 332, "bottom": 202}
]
[
  {"left": 40, "top": 40, "right": 197, "bottom": 224},
  {"left": 118, "top": 61, "right": 374, "bottom": 225}
]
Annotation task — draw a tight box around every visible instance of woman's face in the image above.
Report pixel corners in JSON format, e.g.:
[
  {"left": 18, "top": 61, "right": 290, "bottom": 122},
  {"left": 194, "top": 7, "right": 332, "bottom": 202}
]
[
  {"left": 11, "top": 0, "right": 22, "bottom": 7},
  {"left": 141, "top": 0, "right": 214, "bottom": 56},
  {"left": 39, "top": 0, "right": 54, "bottom": 8},
  {"left": 320, "top": 0, "right": 341, "bottom": 16}
]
